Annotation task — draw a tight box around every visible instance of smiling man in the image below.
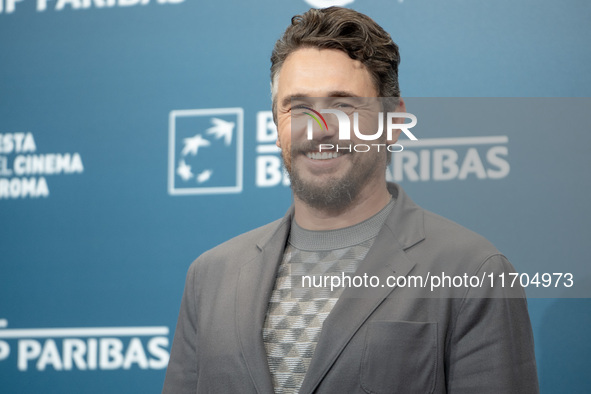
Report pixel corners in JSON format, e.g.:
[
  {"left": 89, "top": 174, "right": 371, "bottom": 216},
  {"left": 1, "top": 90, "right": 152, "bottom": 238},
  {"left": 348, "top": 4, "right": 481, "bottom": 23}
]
[{"left": 163, "top": 7, "right": 539, "bottom": 394}]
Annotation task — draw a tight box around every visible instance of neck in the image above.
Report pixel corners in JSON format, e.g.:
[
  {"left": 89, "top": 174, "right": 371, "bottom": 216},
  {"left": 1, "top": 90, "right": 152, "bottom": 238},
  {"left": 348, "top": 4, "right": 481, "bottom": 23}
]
[{"left": 293, "top": 179, "right": 391, "bottom": 230}]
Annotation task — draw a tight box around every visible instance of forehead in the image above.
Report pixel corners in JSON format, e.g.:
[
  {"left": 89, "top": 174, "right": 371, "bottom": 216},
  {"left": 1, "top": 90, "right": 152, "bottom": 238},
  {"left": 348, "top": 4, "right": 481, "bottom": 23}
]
[{"left": 277, "top": 48, "right": 376, "bottom": 100}]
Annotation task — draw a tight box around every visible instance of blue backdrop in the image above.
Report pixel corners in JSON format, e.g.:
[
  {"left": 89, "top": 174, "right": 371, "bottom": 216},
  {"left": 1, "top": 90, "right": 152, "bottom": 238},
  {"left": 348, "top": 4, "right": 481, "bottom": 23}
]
[{"left": 1, "top": 0, "right": 590, "bottom": 392}]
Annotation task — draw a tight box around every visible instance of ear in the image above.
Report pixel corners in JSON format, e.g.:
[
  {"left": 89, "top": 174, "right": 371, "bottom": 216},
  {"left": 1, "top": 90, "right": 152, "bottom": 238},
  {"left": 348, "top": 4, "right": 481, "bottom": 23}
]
[
  {"left": 276, "top": 138, "right": 281, "bottom": 148},
  {"left": 387, "top": 98, "right": 406, "bottom": 144}
]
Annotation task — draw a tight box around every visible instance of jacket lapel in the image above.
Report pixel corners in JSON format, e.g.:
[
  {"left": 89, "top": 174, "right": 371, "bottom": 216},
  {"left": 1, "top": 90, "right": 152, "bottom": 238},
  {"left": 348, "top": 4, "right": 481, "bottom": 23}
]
[
  {"left": 235, "top": 213, "right": 292, "bottom": 394},
  {"left": 299, "top": 184, "right": 425, "bottom": 393}
]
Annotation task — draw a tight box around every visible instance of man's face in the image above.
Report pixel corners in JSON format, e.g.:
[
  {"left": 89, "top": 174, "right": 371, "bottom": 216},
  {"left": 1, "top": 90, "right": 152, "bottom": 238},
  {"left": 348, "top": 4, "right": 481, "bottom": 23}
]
[{"left": 275, "top": 48, "right": 389, "bottom": 210}]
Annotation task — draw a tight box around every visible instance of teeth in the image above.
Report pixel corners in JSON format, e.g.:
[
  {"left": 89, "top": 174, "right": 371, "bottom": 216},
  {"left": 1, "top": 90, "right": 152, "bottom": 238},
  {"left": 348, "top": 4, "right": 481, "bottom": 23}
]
[{"left": 306, "top": 152, "right": 342, "bottom": 160}]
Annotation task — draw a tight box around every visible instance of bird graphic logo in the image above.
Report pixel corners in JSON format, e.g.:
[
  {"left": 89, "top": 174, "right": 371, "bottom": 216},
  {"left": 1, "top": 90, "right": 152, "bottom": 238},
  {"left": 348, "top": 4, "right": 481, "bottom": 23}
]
[
  {"left": 168, "top": 108, "right": 243, "bottom": 195},
  {"left": 178, "top": 118, "right": 235, "bottom": 184}
]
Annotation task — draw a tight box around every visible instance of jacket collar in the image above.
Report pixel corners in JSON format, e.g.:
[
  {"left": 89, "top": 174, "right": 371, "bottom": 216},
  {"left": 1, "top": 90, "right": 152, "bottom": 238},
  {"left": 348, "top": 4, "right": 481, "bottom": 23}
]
[{"left": 254, "top": 183, "right": 425, "bottom": 252}]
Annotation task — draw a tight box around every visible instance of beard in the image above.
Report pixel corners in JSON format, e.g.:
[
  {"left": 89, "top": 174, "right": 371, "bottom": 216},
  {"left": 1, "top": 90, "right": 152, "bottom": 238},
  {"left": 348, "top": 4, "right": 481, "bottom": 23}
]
[{"left": 282, "top": 139, "right": 383, "bottom": 212}]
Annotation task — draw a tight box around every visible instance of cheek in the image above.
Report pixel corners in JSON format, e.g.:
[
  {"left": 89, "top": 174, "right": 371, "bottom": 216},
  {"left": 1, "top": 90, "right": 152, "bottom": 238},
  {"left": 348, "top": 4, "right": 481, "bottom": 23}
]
[
  {"left": 276, "top": 116, "right": 293, "bottom": 170},
  {"left": 277, "top": 116, "right": 293, "bottom": 146},
  {"left": 281, "top": 140, "right": 292, "bottom": 172}
]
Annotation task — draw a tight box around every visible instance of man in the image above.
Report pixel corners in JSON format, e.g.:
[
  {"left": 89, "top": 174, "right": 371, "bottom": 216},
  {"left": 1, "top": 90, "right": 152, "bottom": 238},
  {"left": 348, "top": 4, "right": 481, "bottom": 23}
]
[{"left": 163, "top": 7, "right": 539, "bottom": 393}]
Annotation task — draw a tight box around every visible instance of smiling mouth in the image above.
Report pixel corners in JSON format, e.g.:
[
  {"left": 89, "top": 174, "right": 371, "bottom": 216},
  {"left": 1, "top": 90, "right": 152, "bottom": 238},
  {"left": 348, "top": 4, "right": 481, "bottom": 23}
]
[{"left": 306, "top": 151, "right": 344, "bottom": 160}]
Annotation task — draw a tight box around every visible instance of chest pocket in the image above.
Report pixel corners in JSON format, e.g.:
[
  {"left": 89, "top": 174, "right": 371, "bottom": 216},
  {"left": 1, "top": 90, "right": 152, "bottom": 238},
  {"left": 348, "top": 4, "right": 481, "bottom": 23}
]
[{"left": 360, "top": 321, "right": 438, "bottom": 394}]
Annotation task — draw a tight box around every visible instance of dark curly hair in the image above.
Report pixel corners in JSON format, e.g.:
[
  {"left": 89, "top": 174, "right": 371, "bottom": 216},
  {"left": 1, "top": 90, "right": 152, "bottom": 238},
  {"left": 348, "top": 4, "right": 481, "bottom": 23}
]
[{"left": 270, "top": 7, "right": 401, "bottom": 121}]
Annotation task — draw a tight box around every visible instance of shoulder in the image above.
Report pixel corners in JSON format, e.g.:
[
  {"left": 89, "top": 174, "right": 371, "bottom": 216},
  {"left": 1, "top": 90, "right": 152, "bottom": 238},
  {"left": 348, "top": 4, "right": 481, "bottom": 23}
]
[
  {"left": 423, "top": 210, "right": 498, "bottom": 254},
  {"left": 412, "top": 208, "right": 508, "bottom": 276},
  {"left": 187, "top": 216, "right": 288, "bottom": 275},
  {"left": 208, "top": 217, "right": 285, "bottom": 258}
]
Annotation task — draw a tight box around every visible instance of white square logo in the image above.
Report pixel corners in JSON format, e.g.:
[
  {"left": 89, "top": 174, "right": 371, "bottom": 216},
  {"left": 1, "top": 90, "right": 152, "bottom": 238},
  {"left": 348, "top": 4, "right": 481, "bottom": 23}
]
[{"left": 168, "top": 108, "right": 243, "bottom": 195}]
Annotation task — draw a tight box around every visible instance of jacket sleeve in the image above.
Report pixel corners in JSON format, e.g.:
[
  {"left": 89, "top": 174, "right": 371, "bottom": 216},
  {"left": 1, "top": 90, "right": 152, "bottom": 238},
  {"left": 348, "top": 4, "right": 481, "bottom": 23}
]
[
  {"left": 446, "top": 254, "right": 539, "bottom": 393},
  {"left": 162, "top": 263, "right": 198, "bottom": 394}
]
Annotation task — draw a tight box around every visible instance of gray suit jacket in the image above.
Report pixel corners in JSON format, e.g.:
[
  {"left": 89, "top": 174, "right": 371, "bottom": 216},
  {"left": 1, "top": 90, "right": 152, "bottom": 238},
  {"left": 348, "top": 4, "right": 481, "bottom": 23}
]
[{"left": 163, "top": 183, "right": 539, "bottom": 393}]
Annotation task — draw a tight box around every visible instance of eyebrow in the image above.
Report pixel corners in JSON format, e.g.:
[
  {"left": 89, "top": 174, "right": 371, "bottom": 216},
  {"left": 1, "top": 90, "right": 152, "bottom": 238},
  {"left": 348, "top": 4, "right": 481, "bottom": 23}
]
[{"left": 280, "top": 91, "right": 360, "bottom": 108}]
